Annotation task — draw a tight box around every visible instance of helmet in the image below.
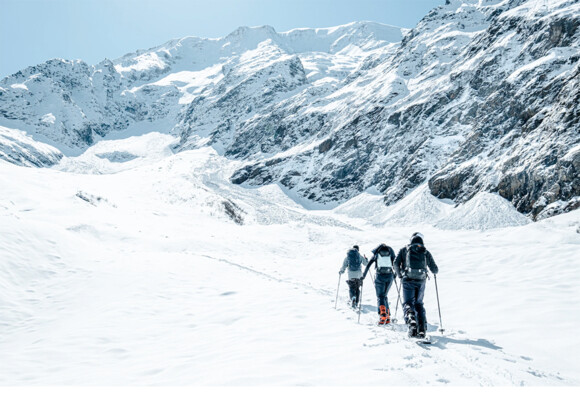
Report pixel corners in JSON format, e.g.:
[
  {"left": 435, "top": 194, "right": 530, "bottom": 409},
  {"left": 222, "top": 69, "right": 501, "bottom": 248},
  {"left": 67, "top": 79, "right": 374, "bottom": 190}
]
[{"left": 353, "top": 245, "right": 359, "bottom": 250}]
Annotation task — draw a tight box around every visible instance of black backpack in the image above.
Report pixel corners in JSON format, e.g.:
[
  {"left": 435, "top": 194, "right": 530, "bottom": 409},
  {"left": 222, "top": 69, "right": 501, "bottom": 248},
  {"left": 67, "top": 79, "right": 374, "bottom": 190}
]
[
  {"left": 405, "top": 244, "right": 427, "bottom": 280},
  {"left": 375, "top": 246, "right": 393, "bottom": 274},
  {"left": 347, "top": 249, "right": 361, "bottom": 269}
]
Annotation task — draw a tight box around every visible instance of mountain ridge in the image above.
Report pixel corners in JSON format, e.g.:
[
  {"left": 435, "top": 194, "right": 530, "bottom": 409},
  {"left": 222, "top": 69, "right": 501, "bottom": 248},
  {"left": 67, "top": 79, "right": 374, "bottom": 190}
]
[{"left": 1, "top": 0, "right": 579, "bottom": 221}]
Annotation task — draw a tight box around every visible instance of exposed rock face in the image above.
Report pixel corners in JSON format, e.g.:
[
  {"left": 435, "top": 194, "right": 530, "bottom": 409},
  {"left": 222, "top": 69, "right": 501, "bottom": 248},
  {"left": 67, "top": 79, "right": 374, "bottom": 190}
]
[
  {"left": 221, "top": 0, "right": 580, "bottom": 219},
  {"left": 428, "top": 0, "right": 580, "bottom": 219},
  {"left": 1, "top": 2, "right": 579, "bottom": 220}
]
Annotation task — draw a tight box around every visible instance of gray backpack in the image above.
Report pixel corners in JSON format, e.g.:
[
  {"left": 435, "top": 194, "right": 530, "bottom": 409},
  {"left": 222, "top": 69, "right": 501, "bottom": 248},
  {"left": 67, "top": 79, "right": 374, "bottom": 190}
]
[{"left": 376, "top": 248, "right": 393, "bottom": 274}]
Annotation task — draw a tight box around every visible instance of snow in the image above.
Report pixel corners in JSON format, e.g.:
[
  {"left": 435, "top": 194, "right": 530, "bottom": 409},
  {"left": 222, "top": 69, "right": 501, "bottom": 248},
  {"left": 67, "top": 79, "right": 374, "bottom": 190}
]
[
  {"left": 507, "top": 50, "right": 566, "bottom": 83},
  {"left": 1, "top": 136, "right": 579, "bottom": 386},
  {"left": 345, "top": 185, "right": 514, "bottom": 229},
  {"left": 10, "top": 83, "right": 28, "bottom": 90},
  {"left": 280, "top": 21, "right": 404, "bottom": 54},
  {"left": 145, "top": 65, "right": 224, "bottom": 105},
  {"left": 380, "top": 185, "right": 452, "bottom": 227},
  {"left": 336, "top": 186, "right": 530, "bottom": 230},
  {"left": 40, "top": 113, "right": 56, "bottom": 124},
  {"left": 114, "top": 52, "right": 167, "bottom": 73},
  {"left": 436, "top": 192, "right": 531, "bottom": 230},
  {"left": 563, "top": 144, "right": 580, "bottom": 160}
]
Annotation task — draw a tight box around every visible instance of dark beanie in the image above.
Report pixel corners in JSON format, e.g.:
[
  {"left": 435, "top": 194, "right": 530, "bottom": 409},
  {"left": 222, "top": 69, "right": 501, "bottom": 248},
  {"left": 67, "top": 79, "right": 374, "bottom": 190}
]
[{"left": 411, "top": 235, "right": 424, "bottom": 245}]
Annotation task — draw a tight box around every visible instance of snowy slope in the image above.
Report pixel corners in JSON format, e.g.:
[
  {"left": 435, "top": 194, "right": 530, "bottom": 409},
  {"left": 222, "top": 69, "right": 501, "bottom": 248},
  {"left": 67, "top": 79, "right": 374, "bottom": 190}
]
[{"left": 1, "top": 135, "right": 579, "bottom": 386}]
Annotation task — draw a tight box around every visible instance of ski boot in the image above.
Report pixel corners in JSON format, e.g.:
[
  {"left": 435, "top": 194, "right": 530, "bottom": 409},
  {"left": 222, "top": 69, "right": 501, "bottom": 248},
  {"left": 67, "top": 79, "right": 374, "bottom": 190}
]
[
  {"left": 417, "top": 323, "right": 427, "bottom": 339},
  {"left": 351, "top": 297, "right": 357, "bottom": 308},
  {"left": 406, "top": 313, "right": 418, "bottom": 337},
  {"left": 378, "top": 305, "right": 387, "bottom": 325}
]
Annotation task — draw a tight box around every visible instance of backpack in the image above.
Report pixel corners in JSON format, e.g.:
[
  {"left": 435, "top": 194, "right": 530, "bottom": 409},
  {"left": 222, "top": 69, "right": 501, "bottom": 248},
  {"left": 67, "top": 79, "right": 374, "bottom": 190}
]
[
  {"left": 347, "top": 249, "right": 361, "bottom": 270},
  {"left": 375, "top": 247, "right": 393, "bottom": 274},
  {"left": 405, "top": 244, "right": 427, "bottom": 280}
]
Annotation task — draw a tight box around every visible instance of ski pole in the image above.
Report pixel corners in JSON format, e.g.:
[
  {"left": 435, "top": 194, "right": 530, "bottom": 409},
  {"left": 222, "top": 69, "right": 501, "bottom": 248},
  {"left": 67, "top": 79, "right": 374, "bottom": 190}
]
[
  {"left": 357, "top": 278, "right": 364, "bottom": 323},
  {"left": 433, "top": 274, "right": 445, "bottom": 334},
  {"left": 393, "top": 277, "right": 402, "bottom": 323},
  {"left": 334, "top": 275, "right": 341, "bottom": 309}
]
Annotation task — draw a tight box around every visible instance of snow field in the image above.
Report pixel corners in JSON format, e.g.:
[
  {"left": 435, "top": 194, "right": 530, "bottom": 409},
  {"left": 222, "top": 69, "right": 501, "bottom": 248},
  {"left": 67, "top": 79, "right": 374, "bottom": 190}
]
[{"left": 1, "top": 134, "right": 579, "bottom": 386}]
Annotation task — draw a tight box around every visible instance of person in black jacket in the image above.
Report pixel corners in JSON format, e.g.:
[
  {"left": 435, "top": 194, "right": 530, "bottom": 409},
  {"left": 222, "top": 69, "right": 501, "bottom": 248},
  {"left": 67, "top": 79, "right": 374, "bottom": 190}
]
[
  {"left": 362, "top": 243, "right": 396, "bottom": 325},
  {"left": 394, "top": 232, "right": 438, "bottom": 338}
]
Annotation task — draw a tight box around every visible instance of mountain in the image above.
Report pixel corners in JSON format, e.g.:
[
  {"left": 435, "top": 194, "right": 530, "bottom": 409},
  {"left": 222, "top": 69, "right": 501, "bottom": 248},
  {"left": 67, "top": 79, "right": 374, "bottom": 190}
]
[
  {"left": 0, "top": 21, "right": 402, "bottom": 153},
  {"left": 1, "top": 1, "right": 579, "bottom": 221}
]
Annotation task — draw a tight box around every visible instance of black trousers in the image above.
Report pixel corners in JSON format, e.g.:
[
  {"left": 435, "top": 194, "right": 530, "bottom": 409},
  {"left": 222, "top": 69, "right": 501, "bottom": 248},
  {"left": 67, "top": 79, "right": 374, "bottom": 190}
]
[
  {"left": 374, "top": 273, "right": 394, "bottom": 314},
  {"left": 346, "top": 278, "right": 362, "bottom": 304},
  {"left": 402, "top": 279, "right": 427, "bottom": 330}
]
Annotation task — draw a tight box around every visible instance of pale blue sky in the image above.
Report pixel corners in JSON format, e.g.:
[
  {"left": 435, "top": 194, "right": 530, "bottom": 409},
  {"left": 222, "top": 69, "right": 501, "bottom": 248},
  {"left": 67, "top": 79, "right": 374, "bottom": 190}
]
[{"left": 0, "top": 0, "right": 443, "bottom": 78}]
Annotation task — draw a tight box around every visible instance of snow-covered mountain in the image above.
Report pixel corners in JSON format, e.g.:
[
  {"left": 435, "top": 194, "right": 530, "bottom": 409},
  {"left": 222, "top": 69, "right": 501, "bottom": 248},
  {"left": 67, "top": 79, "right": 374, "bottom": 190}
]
[
  {"left": 0, "top": 21, "right": 401, "bottom": 153},
  {"left": 1, "top": 0, "right": 579, "bottom": 221}
]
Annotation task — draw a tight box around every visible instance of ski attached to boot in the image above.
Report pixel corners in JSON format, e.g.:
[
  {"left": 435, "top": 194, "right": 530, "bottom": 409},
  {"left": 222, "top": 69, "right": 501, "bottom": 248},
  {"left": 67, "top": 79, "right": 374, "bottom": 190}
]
[
  {"left": 406, "top": 333, "right": 432, "bottom": 344},
  {"left": 415, "top": 335, "right": 432, "bottom": 344},
  {"left": 414, "top": 329, "right": 432, "bottom": 344},
  {"left": 406, "top": 322, "right": 431, "bottom": 343}
]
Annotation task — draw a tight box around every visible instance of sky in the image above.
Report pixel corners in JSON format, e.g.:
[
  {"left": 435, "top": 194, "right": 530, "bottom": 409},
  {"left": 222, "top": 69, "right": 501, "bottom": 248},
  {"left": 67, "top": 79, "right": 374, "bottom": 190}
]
[{"left": 0, "top": 0, "right": 444, "bottom": 78}]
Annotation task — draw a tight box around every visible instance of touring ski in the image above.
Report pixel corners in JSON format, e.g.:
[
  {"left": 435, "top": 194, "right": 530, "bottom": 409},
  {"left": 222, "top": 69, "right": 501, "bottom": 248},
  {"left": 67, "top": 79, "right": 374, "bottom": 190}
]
[{"left": 414, "top": 335, "right": 432, "bottom": 345}]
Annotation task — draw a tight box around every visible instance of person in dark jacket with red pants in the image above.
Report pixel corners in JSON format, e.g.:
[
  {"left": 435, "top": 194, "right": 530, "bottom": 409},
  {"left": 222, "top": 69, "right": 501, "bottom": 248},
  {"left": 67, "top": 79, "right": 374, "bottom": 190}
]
[{"left": 394, "top": 232, "right": 438, "bottom": 338}]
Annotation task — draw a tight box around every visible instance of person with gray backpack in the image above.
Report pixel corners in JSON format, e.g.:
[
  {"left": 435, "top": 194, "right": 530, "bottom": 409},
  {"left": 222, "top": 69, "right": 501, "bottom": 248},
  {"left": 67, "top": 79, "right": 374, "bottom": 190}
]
[
  {"left": 394, "top": 233, "right": 438, "bottom": 338},
  {"left": 338, "top": 245, "right": 368, "bottom": 308},
  {"left": 362, "top": 243, "right": 396, "bottom": 325}
]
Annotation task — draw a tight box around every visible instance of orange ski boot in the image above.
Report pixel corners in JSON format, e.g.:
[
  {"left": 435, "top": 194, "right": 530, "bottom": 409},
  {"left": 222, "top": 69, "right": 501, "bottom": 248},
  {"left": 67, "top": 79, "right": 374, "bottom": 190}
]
[{"left": 378, "top": 305, "right": 387, "bottom": 325}]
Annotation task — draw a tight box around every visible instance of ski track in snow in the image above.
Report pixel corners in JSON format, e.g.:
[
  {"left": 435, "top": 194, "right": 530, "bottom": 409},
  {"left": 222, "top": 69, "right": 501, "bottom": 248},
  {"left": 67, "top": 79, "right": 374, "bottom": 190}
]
[{"left": 0, "top": 135, "right": 579, "bottom": 386}]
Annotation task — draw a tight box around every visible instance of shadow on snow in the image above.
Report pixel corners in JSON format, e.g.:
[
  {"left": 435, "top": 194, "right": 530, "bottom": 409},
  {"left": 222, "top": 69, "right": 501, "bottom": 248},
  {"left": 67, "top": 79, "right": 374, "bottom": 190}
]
[{"left": 430, "top": 335, "right": 502, "bottom": 351}]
